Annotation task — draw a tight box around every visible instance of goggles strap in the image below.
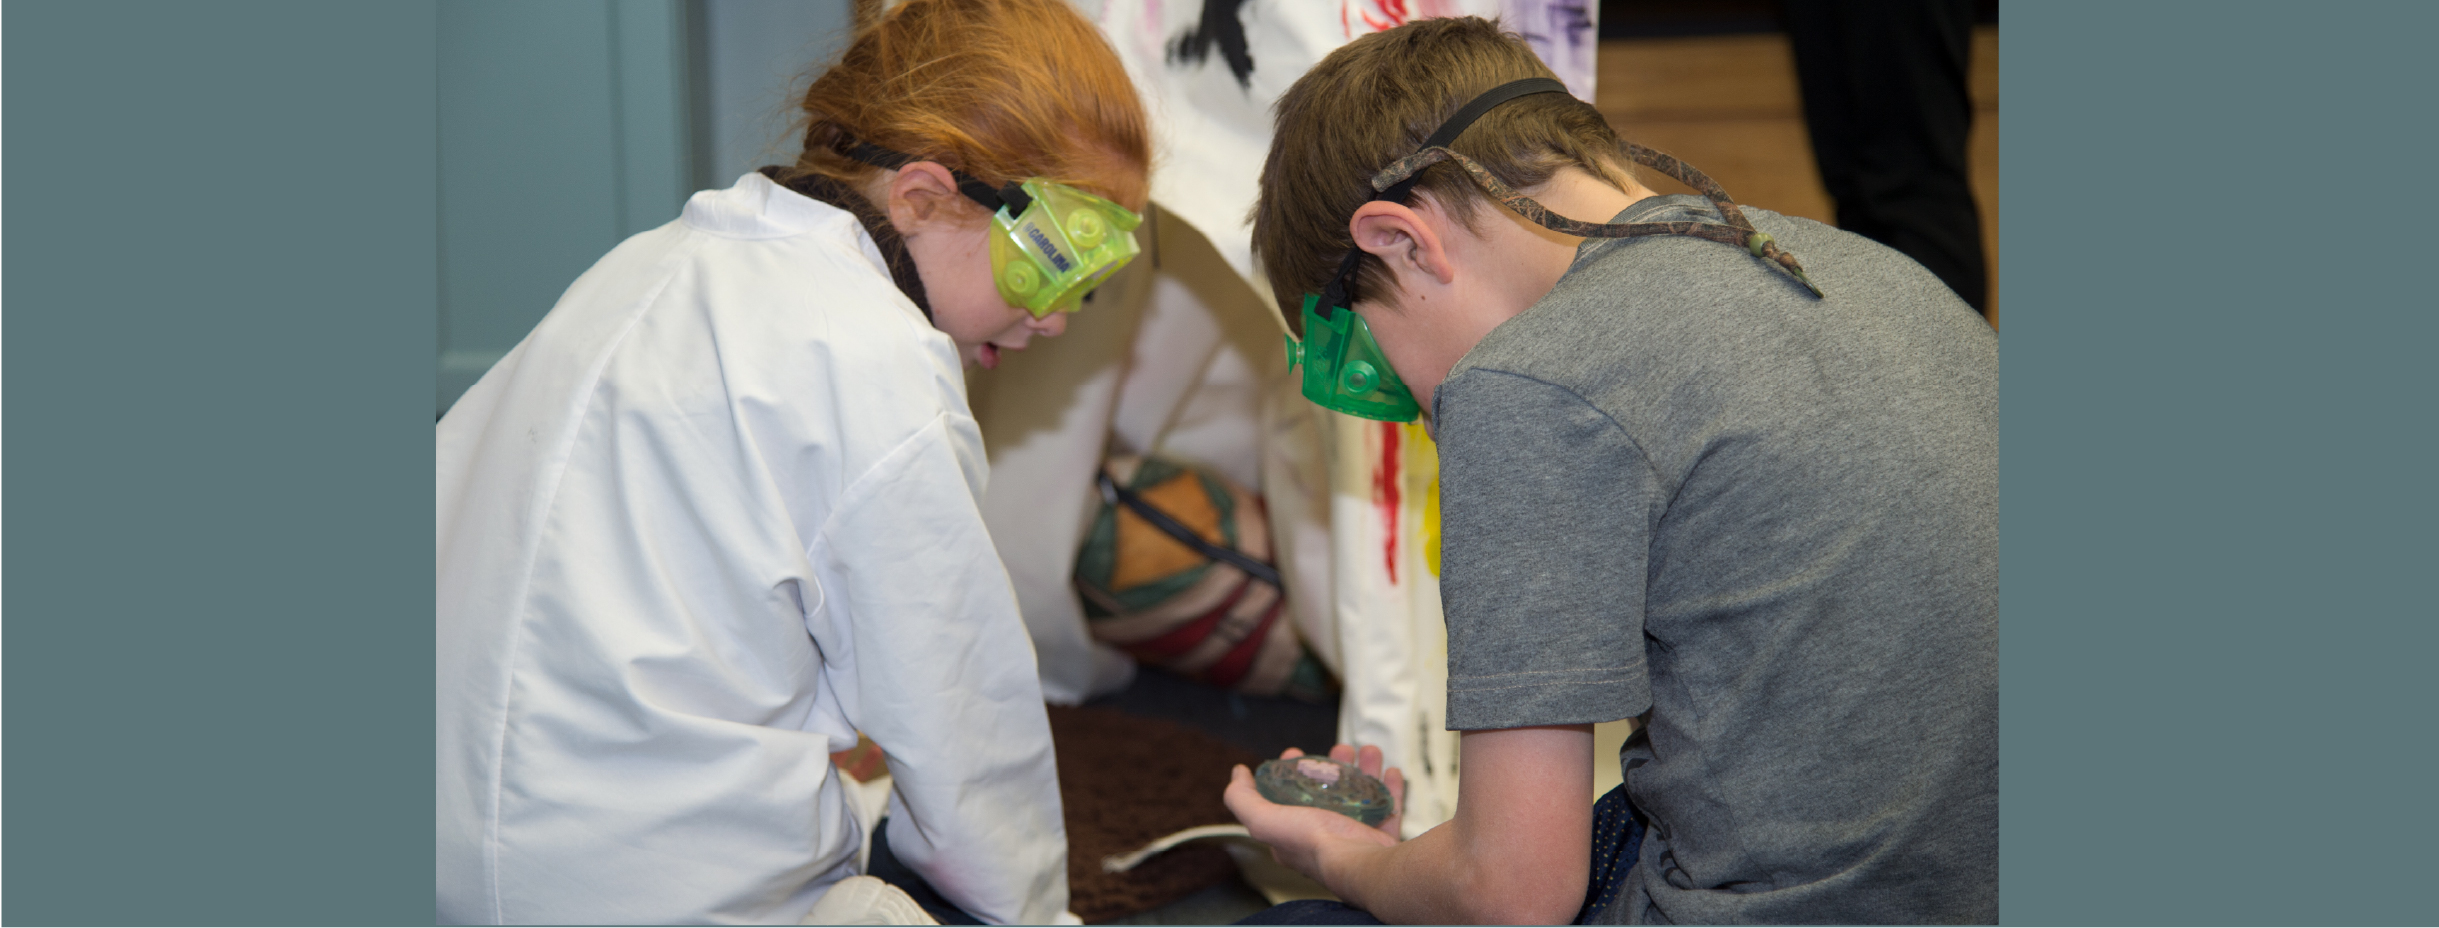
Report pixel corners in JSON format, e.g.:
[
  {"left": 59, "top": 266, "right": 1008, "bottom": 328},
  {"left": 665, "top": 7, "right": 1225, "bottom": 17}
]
[
  {"left": 1317, "top": 249, "right": 1365, "bottom": 320},
  {"left": 1376, "top": 76, "right": 1573, "bottom": 204},
  {"left": 1321, "top": 76, "right": 1824, "bottom": 310},
  {"left": 1371, "top": 143, "right": 1823, "bottom": 297},
  {"left": 843, "top": 140, "right": 1031, "bottom": 216},
  {"left": 1321, "top": 77, "right": 1575, "bottom": 312}
]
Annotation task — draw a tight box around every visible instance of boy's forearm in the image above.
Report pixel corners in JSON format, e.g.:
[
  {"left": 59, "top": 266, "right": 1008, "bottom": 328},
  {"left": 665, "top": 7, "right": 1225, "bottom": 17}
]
[
  {"left": 1318, "top": 819, "right": 1583, "bottom": 925},
  {"left": 1321, "top": 726, "right": 1595, "bottom": 924},
  {"left": 1317, "top": 823, "right": 1473, "bottom": 924}
]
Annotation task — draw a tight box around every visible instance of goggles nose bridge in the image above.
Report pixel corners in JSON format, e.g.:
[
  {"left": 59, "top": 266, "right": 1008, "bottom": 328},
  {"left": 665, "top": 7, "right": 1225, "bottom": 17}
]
[{"left": 988, "top": 177, "right": 1142, "bottom": 317}]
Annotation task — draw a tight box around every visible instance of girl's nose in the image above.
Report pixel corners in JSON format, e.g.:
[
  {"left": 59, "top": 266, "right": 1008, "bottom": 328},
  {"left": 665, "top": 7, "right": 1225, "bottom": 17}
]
[{"left": 1029, "top": 311, "right": 1069, "bottom": 338}]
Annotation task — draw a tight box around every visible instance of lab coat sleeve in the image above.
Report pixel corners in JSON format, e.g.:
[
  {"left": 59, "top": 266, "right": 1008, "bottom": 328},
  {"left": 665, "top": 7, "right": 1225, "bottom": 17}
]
[{"left": 803, "top": 410, "right": 1070, "bottom": 925}]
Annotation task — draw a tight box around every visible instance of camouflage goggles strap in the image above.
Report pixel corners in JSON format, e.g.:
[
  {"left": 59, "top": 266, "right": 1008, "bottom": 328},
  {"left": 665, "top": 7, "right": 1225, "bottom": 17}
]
[{"left": 1368, "top": 143, "right": 1823, "bottom": 298}]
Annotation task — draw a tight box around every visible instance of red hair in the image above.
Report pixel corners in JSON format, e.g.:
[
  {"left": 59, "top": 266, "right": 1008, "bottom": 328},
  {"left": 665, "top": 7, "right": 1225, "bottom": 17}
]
[{"left": 780, "top": 0, "right": 1151, "bottom": 214}]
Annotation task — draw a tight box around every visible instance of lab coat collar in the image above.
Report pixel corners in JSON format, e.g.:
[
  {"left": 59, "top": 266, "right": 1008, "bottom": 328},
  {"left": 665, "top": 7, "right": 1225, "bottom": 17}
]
[
  {"left": 684, "top": 172, "right": 898, "bottom": 294},
  {"left": 683, "top": 170, "right": 858, "bottom": 239}
]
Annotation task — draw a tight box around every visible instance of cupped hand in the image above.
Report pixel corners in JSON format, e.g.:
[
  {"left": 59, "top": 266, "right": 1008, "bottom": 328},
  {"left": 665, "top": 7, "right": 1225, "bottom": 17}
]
[
  {"left": 1292, "top": 743, "right": 1407, "bottom": 840},
  {"left": 1222, "top": 744, "right": 1408, "bottom": 882}
]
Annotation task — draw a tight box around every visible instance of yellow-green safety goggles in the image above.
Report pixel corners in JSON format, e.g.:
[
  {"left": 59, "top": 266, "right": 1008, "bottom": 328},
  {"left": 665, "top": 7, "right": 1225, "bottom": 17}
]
[
  {"left": 849, "top": 142, "right": 1141, "bottom": 318},
  {"left": 985, "top": 178, "right": 1142, "bottom": 316}
]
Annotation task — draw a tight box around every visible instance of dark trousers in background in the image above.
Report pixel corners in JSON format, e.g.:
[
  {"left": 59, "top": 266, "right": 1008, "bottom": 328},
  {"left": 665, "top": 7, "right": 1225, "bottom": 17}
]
[{"left": 1786, "top": 0, "right": 1990, "bottom": 318}]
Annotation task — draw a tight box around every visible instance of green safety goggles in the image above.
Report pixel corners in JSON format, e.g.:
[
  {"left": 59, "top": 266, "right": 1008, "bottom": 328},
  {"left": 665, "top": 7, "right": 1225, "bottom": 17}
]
[
  {"left": 1284, "top": 288, "right": 1423, "bottom": 423},
  {"left": 849, "top": 142, "right": 1142, "bottom": 318},
  {"left": 1282, "top": 80, "right": 1578, "bottom": 423},
  {"left": 1284, "top": 77, "right": 1824, "bottom": 423}
]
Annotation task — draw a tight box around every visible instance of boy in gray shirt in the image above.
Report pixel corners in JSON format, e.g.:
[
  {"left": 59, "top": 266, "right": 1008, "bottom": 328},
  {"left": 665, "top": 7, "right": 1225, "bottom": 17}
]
[{"left": 1222, "top": 17, "right": 1996, "bottom": 925}]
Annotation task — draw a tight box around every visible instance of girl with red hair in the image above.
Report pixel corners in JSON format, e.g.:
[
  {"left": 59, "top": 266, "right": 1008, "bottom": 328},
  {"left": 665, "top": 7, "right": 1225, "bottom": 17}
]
[{"left": 437, "top": 2, "right": 1149, "bottom": 922}]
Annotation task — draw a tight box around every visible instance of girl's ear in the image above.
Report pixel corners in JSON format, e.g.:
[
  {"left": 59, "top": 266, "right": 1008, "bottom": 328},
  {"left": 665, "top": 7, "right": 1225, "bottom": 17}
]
[
  {"left": 1349, "top": 199, "right": 1458, "bottom": 292},
  {"left": 885, "top": 161, "right": 969, "bottom": 231}
]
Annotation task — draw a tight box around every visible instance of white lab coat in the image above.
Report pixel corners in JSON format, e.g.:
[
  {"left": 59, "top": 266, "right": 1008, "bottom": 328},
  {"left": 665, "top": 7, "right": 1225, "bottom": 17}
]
[{"left": 437, "top": 173, "right": 1070, "bottom": 925}]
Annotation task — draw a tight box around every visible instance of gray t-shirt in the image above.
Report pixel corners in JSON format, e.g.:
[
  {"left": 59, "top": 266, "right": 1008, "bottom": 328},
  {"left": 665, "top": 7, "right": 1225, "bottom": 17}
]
[{"left": 1434, "top": 195, "right": 1998, "bottom": 924}]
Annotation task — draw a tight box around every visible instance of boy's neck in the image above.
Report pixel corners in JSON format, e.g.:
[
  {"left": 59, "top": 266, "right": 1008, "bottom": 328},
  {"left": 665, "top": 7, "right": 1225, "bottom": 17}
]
[
  {"left": 1378, "top": 167, "right": 1656, "bottom": 406},
  {"left": 1487, "top": 166, "right": 1656, "bottom": 310}
]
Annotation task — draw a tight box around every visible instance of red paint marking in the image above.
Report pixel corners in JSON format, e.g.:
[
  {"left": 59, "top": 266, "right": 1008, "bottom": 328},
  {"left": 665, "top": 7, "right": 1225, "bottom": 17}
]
[
  {"left": 1376, "top": 420, "right": 1402, "bottom": 585},
  {"left": 1347, "top": 0, "right": 1413, "bottom": 36}
]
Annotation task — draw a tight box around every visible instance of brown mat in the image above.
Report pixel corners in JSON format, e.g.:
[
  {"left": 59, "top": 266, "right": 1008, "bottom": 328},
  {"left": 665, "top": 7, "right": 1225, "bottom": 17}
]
[{"left": 1049, "top": 705, "right": 1263, "bottom": 923}]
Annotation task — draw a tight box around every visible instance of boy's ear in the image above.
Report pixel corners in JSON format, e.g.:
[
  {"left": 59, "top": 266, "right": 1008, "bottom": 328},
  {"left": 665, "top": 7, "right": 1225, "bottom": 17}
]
[
  {"left": 1349, "top": 200, "right": 1458, "bottom": 291},
  {"left": 885, "top": 161, "right": 970, "bottom": 230}
]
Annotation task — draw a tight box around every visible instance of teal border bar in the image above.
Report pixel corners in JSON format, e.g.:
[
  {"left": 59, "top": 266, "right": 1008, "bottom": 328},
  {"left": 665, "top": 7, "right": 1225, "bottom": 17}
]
[
  {"left": 2003, "top": 3, "right": 2438, "bottom": 924},
  {"left": 4, "top": 2, "right": 435, "bottom": 923},
  {"left": 6, "top": 1, "right": 2438, "bottom": 924}
]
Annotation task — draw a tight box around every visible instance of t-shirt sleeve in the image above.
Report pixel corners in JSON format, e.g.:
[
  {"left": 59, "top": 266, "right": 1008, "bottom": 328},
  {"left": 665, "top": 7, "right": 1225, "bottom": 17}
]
[{"left": 1434, "top": 370, "right": 1654, "bottom": 730}]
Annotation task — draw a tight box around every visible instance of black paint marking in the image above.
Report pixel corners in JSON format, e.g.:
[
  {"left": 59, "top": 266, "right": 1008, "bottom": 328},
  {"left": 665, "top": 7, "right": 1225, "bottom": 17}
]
[
  {"left": 1167, "top": 0, "right": 1255, "bottom": 90},
  {"left": 1515, "top": 2, "right": 1594, "bottom": 59}
]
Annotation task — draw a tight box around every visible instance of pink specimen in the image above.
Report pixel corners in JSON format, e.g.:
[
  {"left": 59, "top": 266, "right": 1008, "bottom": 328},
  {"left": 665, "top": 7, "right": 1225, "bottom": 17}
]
[{"left": 1297, "top": 757, "right": 1343, "bottom": 783}]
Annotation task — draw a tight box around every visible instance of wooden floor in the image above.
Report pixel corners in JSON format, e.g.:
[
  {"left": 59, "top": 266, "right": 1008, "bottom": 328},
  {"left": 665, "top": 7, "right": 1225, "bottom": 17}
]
[{"left": 1595, "top": 27, "right": 1999, "bottom": 326}]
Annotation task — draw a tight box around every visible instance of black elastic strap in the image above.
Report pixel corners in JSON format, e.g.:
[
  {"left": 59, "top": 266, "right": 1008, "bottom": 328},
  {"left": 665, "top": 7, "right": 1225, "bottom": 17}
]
[
  {"left": 1096, "top": 470, "right": 1285, "bottom": 590},
  {"left": 1375, "top": 77, "right": 1573, "bottom": 204},
  {"left": 846, "top": 141, "right": 910, "bottom": 169},
  {"left": 845, "top": 141, "right": 1030, "bottom": 216},
  {"left": 1317, "top": 249, "right": 1365, "bottom": 319},
  {"left": 1323, "top": 76, "right": 1576, "bottom": 312}
]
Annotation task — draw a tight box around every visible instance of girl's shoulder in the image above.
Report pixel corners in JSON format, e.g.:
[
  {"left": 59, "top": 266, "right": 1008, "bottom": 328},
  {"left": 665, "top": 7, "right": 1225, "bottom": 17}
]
[
  {"left": 681, "top": 171, "right": 862, "bottom": 242},
  {"left": 672, "top": 173, "right": 937, "bottom": 343}
]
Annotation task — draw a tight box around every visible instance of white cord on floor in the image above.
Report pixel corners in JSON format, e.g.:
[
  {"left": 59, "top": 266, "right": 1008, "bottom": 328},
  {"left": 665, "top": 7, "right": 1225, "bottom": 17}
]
[{"left": 1099, "top": 824, "right": 1254, "bottom": 873}]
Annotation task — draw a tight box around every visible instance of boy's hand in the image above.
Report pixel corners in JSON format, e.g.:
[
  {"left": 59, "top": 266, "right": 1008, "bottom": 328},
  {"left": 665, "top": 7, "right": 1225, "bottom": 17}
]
[{"left": 1222, "top": 744, "right": 1407, "bottom": 883}]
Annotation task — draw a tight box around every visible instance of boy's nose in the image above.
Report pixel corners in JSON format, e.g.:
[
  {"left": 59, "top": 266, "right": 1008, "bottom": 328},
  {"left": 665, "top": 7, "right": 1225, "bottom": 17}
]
[{"left": 1029, "top": 312, "right": 1069, "bottom": 338}]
